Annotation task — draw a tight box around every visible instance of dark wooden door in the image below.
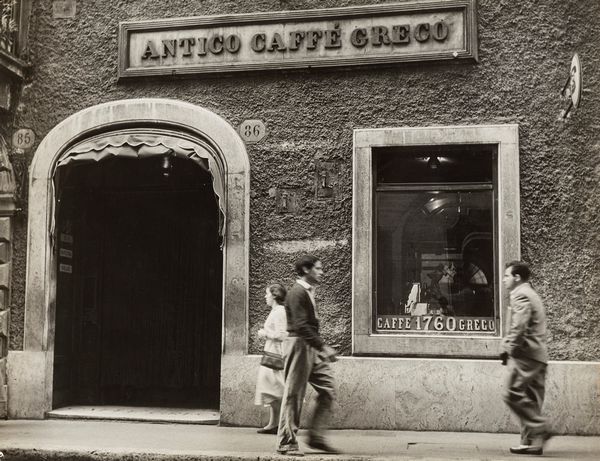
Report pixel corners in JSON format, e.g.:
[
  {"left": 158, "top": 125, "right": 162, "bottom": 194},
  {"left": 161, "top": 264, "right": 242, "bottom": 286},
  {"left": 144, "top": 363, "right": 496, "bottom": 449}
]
[
  {"left": 97, "top": 190, "right": 222, "bottom": 406},
  {"left": 52, "top": 215, "right": 76, "bottom": 408},
  {"left": 54, "top": 158, "right": 222, "bottom": 408}
]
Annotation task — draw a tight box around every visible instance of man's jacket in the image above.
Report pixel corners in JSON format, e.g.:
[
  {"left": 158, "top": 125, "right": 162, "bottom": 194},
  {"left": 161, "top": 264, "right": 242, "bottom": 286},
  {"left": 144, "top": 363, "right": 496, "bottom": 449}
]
[
  {"left": 502, "top": 282, "right": 548, "bottom": 364},
  {"left": 285, "top": 281, "right": 324, "bottom": 350}
]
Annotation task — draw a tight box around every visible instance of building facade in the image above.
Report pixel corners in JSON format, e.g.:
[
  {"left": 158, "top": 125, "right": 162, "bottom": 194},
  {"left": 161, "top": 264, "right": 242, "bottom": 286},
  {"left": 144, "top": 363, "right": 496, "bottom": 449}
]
[{"left": 1, "top": 0, "right": 599, "bottom": 434}]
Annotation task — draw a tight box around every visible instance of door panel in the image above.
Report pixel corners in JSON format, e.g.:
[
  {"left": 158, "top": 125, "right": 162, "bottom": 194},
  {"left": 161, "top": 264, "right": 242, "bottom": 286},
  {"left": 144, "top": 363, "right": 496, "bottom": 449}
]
[
  {"left": 98, "top": 190, "right": 221, "bottom": 406},
  {"left": 53, "top": 158, "right": 222, "bottom": 408}
]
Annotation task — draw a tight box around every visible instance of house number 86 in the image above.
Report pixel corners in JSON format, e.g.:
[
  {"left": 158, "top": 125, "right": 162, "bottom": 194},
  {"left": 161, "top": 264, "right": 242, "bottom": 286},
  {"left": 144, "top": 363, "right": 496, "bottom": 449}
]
[{"left": 239, "top": 120, "right": 266, "bottom": 143}]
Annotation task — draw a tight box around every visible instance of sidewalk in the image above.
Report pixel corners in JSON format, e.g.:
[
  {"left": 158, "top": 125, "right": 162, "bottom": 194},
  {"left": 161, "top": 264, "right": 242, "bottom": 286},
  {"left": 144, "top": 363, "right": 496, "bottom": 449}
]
[{"left": 1, "top": 419, "right": 599, "bottom": 460}]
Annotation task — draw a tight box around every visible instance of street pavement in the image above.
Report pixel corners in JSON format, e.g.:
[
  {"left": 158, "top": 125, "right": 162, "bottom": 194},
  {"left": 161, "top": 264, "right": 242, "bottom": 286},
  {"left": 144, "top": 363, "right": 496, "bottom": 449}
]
[{"left": 1, "top": 419, "right": 599, "bottom": 460}]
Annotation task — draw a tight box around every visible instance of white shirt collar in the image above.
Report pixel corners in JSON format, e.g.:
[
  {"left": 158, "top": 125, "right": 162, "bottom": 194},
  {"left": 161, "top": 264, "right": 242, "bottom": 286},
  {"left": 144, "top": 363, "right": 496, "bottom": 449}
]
[{"left": 297, "top": 279, "right": 314, "bottom": 290}]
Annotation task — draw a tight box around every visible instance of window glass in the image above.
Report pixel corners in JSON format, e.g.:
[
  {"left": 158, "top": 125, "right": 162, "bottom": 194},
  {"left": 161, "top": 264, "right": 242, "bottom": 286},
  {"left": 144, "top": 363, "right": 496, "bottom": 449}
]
[
  {"left": 374, "top": 147, "right": 497, "bottom": 335},
  {"left": 376, "top": 145, "right": 494, "bottom": 184}
]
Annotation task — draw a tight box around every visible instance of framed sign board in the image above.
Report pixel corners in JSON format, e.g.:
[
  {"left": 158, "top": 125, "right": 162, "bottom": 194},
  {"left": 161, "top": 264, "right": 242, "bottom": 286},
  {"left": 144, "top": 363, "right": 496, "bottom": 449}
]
[{"left": 118, "top": 0, "right": 478, "bottom": 78}]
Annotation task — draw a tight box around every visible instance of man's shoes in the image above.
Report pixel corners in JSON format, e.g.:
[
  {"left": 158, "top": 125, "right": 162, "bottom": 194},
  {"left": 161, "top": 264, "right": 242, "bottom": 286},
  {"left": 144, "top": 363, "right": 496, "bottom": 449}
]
[
  {"left": 509, "top": 444, "right": 543, "bottom": 455},
  {"left": 281, "top": 448, "right": 304, "bottom": 457},
  {"left": 542, "top": 432, "right": 555, "bottom": 443},
  {"left": 306, "top": 439, "right": 340, "bottom": 454},
  {"left": 276, "top": 445, "right": 304, "bottom": 456},
  {"left": 257, "top": 426, "right": 278, "bottom": 434}
]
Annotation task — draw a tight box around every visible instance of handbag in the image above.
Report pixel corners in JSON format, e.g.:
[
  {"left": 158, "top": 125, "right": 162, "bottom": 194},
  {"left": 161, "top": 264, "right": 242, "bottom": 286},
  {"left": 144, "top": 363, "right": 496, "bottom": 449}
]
[{"left": 260, "top": 350, "right": 284, "bottom": 370}]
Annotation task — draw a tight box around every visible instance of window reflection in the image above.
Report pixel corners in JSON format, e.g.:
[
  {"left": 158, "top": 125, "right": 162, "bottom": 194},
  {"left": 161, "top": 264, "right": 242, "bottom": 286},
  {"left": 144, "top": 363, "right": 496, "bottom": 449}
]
[{"left": 375, "top": 147, "right": 497, "bottom": 334}]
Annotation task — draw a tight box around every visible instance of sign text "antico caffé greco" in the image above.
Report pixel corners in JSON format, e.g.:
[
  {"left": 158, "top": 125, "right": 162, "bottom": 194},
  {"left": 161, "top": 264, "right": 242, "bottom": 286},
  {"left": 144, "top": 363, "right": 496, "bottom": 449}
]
[{"left": 118, "top": 0, "right": 477, "bottom": 78}]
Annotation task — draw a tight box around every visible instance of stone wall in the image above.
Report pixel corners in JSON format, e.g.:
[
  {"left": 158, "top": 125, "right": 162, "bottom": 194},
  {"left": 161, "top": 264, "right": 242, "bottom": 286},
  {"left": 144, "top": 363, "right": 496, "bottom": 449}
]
[
  {"left": 221, "top": 355, "right": 600, "bottom": 434},
  {"left": 7, "top": 0, "right": 600, "bottom": 361}
]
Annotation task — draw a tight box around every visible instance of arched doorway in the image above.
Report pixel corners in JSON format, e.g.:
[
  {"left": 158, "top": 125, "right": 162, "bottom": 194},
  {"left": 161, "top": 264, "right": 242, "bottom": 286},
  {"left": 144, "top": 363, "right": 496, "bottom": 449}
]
[
  {"left": 15, "top": 99, "right": 249, "bottom": 419},
  {"left": 52, "top": 132, "right": 224, "bottom": 408}
]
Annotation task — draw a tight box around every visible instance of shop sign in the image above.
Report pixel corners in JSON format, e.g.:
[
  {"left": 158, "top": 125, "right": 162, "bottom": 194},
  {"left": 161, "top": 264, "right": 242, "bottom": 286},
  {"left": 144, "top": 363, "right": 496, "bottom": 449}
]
[
  {"left": 376, "top": 315, "right": 496, "bottom": 333},
  {"left": 560, "top": 53, "right": 582, "bottom": 119},
  {"left": 118, "top": 0, "right": 478, "bottom": 78}
]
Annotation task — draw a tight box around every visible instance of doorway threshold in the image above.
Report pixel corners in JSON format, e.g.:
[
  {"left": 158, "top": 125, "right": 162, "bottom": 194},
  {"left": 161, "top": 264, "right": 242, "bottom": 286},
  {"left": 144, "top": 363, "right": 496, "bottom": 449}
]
[{"left": 47, "top": 406, "right": 220, "bottom": 425}]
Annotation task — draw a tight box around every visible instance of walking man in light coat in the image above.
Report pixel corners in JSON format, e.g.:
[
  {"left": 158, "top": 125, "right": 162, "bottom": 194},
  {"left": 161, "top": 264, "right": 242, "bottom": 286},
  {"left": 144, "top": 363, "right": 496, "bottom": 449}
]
[{"left": 501, "top": 260, "right": 552, "bottom": 455}]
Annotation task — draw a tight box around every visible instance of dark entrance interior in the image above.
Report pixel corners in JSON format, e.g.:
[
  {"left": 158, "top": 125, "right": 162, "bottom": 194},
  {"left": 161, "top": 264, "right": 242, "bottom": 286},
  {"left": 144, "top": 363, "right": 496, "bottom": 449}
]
[{"left": 52, "top": 155, "right": 222, "bottom": 409}]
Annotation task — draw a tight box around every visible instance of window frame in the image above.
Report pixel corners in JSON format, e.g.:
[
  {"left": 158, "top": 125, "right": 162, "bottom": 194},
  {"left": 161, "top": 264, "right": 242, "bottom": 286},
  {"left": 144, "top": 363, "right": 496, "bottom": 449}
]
[{"left": 352, "top": 125, "right": 520, "bottom": 357}]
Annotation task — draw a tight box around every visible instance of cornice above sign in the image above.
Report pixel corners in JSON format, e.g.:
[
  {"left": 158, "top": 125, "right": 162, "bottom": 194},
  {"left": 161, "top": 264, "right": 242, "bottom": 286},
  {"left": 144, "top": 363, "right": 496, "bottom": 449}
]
[{"left": 118, "top": 0, "right": 477, "bottom": 79}]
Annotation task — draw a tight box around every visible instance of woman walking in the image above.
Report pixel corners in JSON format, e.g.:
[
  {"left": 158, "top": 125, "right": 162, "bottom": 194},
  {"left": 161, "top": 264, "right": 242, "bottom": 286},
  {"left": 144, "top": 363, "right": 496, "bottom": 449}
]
[{"left": 255, "top": 283, "right": 288, "bottom": 434}]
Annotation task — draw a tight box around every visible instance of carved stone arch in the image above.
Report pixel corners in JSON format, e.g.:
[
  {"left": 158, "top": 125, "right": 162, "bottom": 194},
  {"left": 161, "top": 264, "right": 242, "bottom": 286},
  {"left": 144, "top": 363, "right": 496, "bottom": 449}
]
[{"left": 11, "top": 99, "right": 249, "bottom": 418}]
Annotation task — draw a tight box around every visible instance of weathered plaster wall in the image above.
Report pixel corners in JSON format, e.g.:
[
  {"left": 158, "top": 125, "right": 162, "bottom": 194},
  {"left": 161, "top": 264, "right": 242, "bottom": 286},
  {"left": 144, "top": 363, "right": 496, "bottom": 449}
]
[
  {"left": 8, "top": 0, "right": 600, "bottom": 359},
  {"left": 2, "top": 91, "right": 28, "bottom": 352}
]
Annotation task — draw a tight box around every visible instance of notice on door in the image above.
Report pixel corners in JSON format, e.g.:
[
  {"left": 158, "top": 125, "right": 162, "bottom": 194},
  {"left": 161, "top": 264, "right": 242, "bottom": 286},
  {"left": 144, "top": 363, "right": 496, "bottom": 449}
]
[
  {"left": 59, "top": 263, "right": 73, "bottom": 274},
  {"left": 118, "top": 0, "right": 477, "bottom": 78}
]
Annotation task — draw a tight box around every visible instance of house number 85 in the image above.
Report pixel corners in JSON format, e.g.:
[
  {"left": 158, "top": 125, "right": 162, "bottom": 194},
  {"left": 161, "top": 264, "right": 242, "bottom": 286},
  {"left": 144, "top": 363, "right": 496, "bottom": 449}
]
[
  {"left": 239, "top": 120, "right": 267, "bottom": 143},
  {"left": 12, "top": 128, "right": 36, "bottom": 150}
]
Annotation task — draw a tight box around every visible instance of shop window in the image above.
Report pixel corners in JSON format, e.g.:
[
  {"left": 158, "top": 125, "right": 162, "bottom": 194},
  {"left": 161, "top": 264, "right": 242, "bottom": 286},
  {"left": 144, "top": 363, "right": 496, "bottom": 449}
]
[
  {"left": 353, "top": 126, "right": 519, "bottom": 357},
  {"left": 375, "top": 146, "right": 496, "bottom": 335}
]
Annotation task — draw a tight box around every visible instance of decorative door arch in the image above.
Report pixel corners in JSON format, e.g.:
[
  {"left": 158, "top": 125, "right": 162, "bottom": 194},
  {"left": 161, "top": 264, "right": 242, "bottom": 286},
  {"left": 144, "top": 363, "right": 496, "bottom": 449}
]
[{"left": 13, "top": 99, "right": 249, "bottom": 418}]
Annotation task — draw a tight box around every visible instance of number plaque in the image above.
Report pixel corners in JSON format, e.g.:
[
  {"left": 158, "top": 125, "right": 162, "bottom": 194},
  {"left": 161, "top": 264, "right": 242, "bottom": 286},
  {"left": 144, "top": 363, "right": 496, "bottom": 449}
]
[
  {"left": 12, "top": 128, "right": 36, "bottom": 150},
  {"left": 239, "top": 120, "right": 266, "bottom": 143}
]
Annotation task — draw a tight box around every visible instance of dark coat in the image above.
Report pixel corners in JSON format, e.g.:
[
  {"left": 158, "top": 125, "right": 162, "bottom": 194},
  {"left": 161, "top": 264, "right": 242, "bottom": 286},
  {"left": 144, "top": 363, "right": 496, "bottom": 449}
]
[{"left": 285, "top": 281, "right": 324, "bottom": 350}]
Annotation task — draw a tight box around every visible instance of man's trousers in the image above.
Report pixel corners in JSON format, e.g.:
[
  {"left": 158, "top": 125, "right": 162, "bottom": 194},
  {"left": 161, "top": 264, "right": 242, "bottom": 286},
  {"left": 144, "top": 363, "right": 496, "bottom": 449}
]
[
  {"left": 276, "top": 336, "right": 335, "bottom": 451},
  {"left": 503, "top": 355, "right": 548, "bottom": 444}
]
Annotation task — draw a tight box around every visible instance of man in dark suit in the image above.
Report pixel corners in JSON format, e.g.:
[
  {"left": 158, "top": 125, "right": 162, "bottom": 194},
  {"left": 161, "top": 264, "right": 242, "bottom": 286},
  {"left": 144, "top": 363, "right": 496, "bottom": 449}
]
[
  {"left": 276, "top": 255, "right": 338, "bottom": 456},
  {"left": 501, "top": 260, "right": 551, "bottom": 455}
]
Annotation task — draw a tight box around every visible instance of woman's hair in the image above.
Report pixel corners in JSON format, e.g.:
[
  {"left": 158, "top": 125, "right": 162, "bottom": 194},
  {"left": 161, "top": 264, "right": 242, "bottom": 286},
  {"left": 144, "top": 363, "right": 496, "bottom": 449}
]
[{"left": 268, "top": 283, "right": 287, "bottom": 304}]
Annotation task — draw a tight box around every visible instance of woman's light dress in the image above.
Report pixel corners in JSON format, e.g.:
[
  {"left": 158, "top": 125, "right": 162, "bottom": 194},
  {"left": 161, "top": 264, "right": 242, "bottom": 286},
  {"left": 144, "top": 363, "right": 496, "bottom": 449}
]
[{"left": 254, "top": 304, "right": 288, "bottom": 406}]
